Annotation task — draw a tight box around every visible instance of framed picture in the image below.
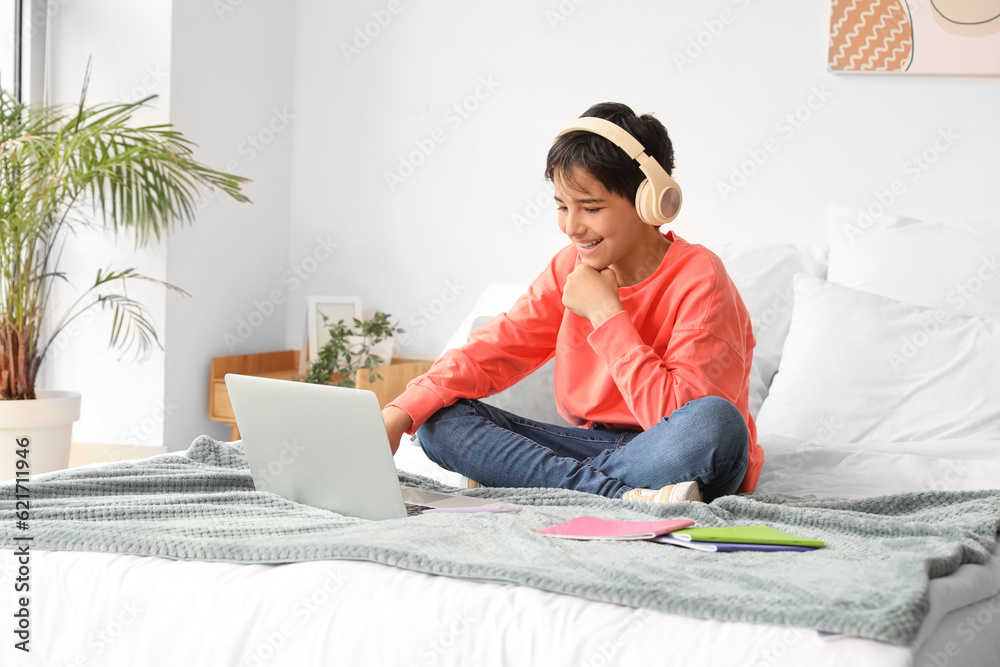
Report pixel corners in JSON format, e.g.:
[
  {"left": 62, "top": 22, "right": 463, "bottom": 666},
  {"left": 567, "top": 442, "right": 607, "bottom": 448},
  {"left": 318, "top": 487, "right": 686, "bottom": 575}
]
[
  {"left": 306, "top": 296, "right": 363, "bottom": 363},
  {"left": 828, "top": 0, "right": 1000, "bottom": 76}
]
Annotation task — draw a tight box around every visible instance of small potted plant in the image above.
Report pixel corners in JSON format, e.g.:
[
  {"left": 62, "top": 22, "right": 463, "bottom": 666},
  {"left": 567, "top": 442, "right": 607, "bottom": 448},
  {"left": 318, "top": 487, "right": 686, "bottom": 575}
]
[
  {"left": 299, "top": 311, "right": 403, "bottom": 388},
  {"left": 0, "top": 69, "right": 249, "bottom": 479}
]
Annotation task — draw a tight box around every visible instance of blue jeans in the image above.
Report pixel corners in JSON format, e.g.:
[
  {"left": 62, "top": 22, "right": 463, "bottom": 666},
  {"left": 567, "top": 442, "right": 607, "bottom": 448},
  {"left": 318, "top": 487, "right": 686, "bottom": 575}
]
[{"left": 416, "top": 395, "right": 749, "bottom": 502}]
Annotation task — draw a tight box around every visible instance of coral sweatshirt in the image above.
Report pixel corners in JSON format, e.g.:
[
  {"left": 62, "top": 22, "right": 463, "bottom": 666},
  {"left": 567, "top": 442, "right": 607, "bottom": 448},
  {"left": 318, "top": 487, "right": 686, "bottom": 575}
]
[{"left": 389, "top": 231, "right": 762, "bottom": 493}]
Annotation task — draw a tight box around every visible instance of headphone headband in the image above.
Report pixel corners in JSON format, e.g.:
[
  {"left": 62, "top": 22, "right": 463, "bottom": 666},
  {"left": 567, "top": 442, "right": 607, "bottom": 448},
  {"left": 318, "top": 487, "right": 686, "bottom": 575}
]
[{"left": 555, "top": 116, "right": 682, "bottom": 226}]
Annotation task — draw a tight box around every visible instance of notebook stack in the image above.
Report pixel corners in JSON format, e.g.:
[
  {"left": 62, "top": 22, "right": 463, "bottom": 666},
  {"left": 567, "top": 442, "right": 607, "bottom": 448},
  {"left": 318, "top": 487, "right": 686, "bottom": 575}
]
[{"left": 537, "top": 517, "right": 824, "bottom": 552}]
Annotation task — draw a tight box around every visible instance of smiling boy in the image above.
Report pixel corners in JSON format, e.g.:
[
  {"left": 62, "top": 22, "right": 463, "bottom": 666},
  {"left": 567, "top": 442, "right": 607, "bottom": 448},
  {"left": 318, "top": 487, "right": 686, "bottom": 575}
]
[{"left": 382, "top": 102, "right": 761, "bottom": 502}]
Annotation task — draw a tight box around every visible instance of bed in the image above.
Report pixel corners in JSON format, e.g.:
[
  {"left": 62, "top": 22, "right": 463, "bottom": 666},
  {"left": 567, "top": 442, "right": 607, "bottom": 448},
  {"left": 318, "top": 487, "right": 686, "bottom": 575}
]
[{"left": 2, "top": 206, "right": 999, "bottom": 666}]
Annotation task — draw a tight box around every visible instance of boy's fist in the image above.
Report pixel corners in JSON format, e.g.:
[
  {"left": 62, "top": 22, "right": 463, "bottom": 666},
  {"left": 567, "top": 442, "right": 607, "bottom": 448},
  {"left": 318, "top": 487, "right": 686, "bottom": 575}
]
[{"left": 562, "top": 262, "right": 624, "bottom": 328}]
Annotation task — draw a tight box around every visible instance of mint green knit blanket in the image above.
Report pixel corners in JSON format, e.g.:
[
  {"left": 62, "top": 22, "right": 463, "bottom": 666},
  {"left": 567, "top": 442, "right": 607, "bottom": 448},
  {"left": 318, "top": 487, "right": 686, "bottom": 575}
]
[{"left": 2, "top": 436, "right": 998, "bottom": 645}]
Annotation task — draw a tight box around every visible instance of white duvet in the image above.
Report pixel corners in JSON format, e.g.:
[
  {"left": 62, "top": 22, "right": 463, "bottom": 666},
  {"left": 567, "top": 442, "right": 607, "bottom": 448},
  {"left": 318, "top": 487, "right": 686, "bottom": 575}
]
[{"left": 2, "top": 436, "right": 999, "bottom": 667}]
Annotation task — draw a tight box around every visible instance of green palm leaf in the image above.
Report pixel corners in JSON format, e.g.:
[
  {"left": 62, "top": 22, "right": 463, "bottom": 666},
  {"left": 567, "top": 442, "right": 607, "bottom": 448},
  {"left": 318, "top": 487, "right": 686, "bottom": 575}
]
[{"left": 0, "top": 66, "right": 250, "bottom": 400}]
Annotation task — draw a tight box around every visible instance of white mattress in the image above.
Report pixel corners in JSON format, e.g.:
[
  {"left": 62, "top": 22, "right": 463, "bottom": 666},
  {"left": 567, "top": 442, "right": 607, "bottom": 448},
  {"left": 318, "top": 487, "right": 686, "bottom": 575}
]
[{"left": 2, "top": 436, "right": 1000, "bottom": 667}]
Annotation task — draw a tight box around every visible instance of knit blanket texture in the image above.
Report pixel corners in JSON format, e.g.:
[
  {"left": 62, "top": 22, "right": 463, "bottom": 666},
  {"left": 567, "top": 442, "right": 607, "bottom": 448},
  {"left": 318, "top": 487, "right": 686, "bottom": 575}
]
[{"left": 2, "top": 436, "right": 999, "bottom": 645}]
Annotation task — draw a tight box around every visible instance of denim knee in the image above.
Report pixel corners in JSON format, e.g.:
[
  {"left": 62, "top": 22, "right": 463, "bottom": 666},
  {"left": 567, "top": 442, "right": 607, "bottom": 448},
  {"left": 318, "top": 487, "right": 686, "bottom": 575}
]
[
  {"left": 415, "top": 400, "right": 476, "bottom": 471},
  {"left": 692, "top": 396, "right": 748, "bottom": 456},
  {"left": 688, "top": 396, "right": 749, "bottom": 497}
]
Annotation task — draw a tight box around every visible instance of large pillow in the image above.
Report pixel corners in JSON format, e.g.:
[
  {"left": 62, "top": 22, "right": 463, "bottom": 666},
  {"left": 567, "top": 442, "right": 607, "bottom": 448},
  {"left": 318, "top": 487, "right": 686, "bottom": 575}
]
[
  {"left": 827, "top": 206, "right": 1000, "bottom": 321},
  {"left": 755, "top": 274, "right": 1000, "bottom": 444},
  {"left": 710, "top": 243, "right": 827, "bottom": 417}
]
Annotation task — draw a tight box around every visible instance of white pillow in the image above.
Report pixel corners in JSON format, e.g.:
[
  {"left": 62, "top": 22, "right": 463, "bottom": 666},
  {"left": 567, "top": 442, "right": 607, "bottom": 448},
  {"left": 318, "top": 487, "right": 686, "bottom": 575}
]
[
  {"left": 711, "top": 243, "right": 828, "bottom": 418},
  {"left": 827, "top": 206, "right": 1000, "bottom": 321},
  {"left": 438, "top": 282, "right": 526, "bottom": 355},
  {"left": 755, "top": 274, "right": 1000, "bottom": 444}
]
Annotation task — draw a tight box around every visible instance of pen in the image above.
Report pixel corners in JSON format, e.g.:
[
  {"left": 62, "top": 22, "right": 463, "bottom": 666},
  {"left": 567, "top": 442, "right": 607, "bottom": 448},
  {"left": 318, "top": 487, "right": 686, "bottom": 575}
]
[{"left": 422, "top": 505, "right": 521, "bottom": 514}]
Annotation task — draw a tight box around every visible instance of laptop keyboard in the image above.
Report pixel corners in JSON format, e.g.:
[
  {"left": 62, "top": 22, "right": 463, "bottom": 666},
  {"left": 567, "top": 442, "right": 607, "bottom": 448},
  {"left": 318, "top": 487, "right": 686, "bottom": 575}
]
[{"left": 405, "top": 503, "right": 433, "bottom": 516}]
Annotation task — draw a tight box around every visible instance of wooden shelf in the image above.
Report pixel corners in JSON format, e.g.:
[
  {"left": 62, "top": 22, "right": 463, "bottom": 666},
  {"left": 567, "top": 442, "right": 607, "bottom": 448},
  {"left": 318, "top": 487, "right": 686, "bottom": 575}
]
[{"left": 209, "top": 351, "right": 432, "bottom": 441}]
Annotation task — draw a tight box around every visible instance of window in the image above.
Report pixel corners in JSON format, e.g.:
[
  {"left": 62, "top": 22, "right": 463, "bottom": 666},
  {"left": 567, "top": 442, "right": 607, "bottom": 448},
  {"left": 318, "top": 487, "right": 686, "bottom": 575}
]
[{"left": 1, "top": 0, "right": 46, "bottom": 103}]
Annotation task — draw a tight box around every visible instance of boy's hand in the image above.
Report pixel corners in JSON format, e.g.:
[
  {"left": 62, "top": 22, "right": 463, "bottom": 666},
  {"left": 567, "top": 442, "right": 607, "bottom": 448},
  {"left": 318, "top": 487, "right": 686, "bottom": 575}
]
[
  {"left": 382, "top": 405, "right": 413, "bottom": 455},
  {"left": 563, "top": 263, "right": 624, "bottom": 329}
]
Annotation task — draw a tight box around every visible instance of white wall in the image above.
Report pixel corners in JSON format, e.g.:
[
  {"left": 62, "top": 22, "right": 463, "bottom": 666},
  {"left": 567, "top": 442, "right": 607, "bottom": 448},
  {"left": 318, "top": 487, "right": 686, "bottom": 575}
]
[
  {"left": 287, "top": 0, "right": 1000, "bottom": 362},
  {"left": 42, "top": 0, "right": 172, "bottom": 449},
  {"left": 165, "top": 0, "right": 296, "bottom": 449}
]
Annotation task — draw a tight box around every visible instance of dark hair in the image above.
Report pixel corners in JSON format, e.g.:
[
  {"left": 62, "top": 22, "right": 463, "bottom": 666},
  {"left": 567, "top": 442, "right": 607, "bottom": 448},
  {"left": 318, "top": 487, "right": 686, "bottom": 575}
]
[{"left": 544, "top": 102, "right": 675, "bottom": 202}]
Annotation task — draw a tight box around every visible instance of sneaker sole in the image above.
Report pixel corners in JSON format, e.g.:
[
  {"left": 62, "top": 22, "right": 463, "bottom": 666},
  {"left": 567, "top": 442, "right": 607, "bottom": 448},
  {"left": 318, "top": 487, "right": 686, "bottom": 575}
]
[{"left": 669, "top": 481, "right": 702, "bottom": 503}]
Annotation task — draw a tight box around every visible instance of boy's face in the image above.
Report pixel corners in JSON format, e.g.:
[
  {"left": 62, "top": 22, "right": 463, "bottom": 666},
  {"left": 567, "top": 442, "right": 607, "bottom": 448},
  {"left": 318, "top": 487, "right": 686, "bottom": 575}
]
[{"left": 553, "top": 168, "right": 658, "bottom": 275}]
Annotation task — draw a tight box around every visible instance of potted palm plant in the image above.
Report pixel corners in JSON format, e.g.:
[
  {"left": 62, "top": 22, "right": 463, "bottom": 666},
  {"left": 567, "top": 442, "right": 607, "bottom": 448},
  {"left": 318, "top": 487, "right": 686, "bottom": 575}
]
[{"left": 0, "top": 71, "right": 249, "bottom": 479}]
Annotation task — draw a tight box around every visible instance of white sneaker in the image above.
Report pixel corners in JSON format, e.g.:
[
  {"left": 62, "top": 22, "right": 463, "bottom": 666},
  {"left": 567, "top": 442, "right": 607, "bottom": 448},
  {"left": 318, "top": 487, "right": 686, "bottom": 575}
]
[
  {"left": 623, "top": 481, "right": 702, "bottom": 503},
  {"left": 459, "top": 476, "right": 483, "bottom": 489}
]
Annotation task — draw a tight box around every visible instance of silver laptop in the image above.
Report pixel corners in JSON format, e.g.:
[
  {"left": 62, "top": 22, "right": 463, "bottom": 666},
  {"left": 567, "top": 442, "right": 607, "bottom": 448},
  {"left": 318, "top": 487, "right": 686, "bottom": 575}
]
[{"left": 225, "top": 373, "right": 502, "bottom": 520}]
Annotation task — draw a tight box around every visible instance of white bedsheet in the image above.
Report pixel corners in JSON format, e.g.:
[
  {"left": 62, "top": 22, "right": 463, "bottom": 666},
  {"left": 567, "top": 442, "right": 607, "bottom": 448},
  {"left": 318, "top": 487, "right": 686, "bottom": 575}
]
[{"left": 1, "top": 437, "right": 999, "bottom": 667}]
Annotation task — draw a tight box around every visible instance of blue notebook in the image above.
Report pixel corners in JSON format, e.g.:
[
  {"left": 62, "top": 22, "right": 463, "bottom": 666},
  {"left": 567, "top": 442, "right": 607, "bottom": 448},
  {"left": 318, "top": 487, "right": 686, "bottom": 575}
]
[
  {"left": 669, "top": 525, "right": 825, "bottom": 548},
  {"left": 652, "top": 535, "right": 815, "bottom": 552}
]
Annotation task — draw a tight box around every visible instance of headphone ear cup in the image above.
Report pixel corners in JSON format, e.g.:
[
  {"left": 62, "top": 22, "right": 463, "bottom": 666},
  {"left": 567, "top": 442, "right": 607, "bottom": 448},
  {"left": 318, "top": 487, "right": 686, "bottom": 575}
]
[
  {"left": 659, "top": 183, "right": 682, "bottom": 223},
  {"left": 635, "top": 179, "right": 682, "bottom": 226},
  {"left": 634, "top": 179, "right": 659, "bottom": 226}
]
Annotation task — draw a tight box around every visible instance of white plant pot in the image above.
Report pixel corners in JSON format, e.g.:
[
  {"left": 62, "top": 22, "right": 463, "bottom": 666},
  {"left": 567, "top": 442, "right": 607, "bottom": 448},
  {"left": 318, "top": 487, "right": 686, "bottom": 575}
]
[
  {"left": 0, "top": 390, "right": 81, "bottom": 481},
  {"left": 369, "top": 337, "right": 396, "bottom": 366}
]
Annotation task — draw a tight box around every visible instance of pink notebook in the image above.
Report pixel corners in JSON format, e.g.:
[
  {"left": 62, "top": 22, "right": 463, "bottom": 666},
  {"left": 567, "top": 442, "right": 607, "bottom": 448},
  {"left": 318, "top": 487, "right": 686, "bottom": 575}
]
[{"left": 537, "top": 516, "right": 695, "bottom": 541}]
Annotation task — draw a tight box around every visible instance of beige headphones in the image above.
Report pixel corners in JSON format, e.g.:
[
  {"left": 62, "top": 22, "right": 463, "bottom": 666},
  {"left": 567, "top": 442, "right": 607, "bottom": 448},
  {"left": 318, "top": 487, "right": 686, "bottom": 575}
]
[{"left": 556, "top": 116, "right": 682, "bottom": 226}]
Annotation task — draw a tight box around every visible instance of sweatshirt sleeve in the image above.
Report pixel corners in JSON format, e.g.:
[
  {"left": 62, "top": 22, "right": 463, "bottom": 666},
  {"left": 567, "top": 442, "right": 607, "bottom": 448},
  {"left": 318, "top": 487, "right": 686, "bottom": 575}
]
[
  {"left": 388, "top": 256, "right": 567, "bottom": 434},
  {"left": 586, "top": 268, "right": 752, "bottom": 431}
]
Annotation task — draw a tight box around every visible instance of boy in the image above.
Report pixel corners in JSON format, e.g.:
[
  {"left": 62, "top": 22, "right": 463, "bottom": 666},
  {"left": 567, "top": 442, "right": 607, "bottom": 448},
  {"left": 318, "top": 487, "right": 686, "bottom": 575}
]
[{"left": 382, "top": 102, "right": 761, "bottom": 503}]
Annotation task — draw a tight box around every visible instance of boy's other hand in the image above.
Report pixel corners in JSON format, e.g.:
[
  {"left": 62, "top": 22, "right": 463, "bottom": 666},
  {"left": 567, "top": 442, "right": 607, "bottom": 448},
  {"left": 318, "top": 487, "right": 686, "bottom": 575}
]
[
  {"left": 382, "top": 405, "right": 413, "bottom": 455},
  {"left": 563, "top": 263, "right": 624, "bottom": 329}
]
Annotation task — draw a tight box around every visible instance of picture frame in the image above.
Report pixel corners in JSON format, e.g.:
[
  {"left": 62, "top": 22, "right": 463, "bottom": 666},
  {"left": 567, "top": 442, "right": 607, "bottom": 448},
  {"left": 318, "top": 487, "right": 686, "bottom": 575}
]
[
  {"left": 827, "top": 0, "right": 1000, "bottom": 76},
  {"left": 306, "top": 296, "right": 363, "bottom": 364}
]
